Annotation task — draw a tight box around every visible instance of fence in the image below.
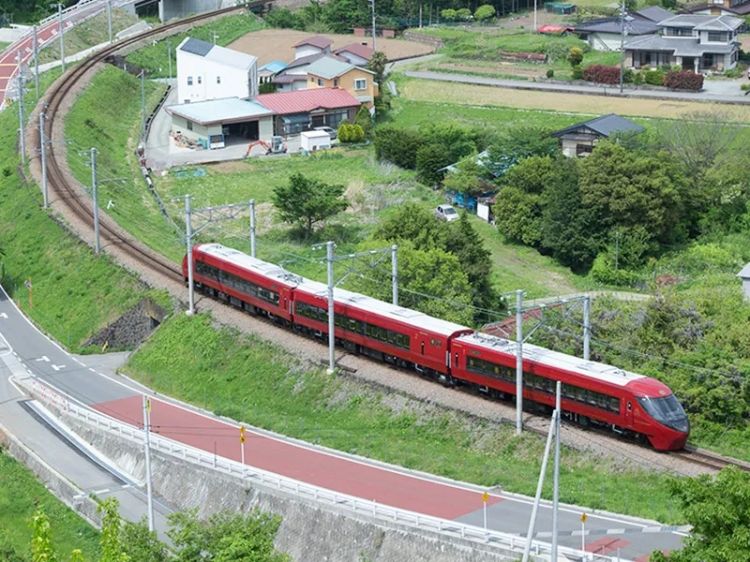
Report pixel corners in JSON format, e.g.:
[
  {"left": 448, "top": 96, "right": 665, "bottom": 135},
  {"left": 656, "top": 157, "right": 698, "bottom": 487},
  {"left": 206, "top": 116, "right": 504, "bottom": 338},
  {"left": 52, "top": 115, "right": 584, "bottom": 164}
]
[{"left": 16, "top": 373, "right": 627, "bottom": 562}]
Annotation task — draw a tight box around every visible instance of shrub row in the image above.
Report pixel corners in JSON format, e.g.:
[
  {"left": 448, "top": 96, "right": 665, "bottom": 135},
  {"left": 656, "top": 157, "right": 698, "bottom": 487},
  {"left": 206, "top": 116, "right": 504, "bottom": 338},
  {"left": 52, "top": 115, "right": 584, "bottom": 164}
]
[
  {"left": 582, "top": 64, "right": 620, "bottom": 85},
  {"left": 582, "top": 65, "right": 703, "bottom": 90},
  {"left": 663, "top": 70, "right": 704, "bottom": 91}
]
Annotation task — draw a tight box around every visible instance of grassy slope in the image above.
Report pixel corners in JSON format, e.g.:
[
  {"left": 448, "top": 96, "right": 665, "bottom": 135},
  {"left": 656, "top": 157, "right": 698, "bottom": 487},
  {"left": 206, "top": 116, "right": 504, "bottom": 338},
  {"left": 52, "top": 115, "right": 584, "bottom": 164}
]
[
  {"left": 64, "top": 65, "right": 181, "bottom": 261},
  {"left": 0, "top": 452, "right": 99, "bottom": 559},
  {"left": 124, "top": 314, "right": 681, "bottom": 523},
  {"left": 39, "top": 8, "right": 140, "bottom": 64},
  {"left": 125, "top": 13, "right": 266, "bottom": 78},
  {"left": 0, "top": 69, "right": 166, "bottom": 352}
]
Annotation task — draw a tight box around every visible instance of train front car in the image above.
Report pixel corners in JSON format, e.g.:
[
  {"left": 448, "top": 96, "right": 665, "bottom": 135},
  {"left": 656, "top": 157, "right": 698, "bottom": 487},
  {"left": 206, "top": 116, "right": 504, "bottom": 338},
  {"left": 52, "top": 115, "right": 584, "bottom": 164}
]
[{"left": 625, "top": 378, "right": 689, "bottom": 451}]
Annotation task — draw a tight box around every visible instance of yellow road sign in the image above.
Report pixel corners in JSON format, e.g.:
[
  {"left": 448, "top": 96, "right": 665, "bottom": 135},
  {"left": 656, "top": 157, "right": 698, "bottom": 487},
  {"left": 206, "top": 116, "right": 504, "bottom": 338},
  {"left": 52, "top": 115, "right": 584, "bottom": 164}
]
[
  {"left": 580, "top": 513, "right": 588, "bottom": 523},
  {"left": 482, "top": 491, "right": 490, "bottom": 503},
  {"left": 240, "top": 425, "right": 246, "bottom": 444}
]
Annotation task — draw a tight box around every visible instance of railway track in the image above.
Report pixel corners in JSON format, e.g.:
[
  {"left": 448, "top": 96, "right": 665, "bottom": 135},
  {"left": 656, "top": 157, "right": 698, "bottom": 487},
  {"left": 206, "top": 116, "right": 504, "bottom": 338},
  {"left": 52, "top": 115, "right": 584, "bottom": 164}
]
[
  {"left": 672, "top": 446, "right": 750, "bottom": 473},
  {"left": 33, "top": 5, "right": 750, "bottom": 478},
  {"left": 37, "top": 5, "right": 252, "bottom": 284}
]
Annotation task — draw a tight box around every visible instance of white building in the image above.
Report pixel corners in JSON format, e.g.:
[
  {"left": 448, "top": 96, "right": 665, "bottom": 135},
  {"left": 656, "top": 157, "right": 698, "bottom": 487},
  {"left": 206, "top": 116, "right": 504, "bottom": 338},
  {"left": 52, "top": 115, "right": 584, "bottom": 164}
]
[
  {"left": 738, "top": 263, "right": 750, "bottom": 301},
  {"left": 176, "top": 37, "right": 258, "bottom": 104},
  {"left": 292, "top": 36, "right": 333, "bottom": 60}
]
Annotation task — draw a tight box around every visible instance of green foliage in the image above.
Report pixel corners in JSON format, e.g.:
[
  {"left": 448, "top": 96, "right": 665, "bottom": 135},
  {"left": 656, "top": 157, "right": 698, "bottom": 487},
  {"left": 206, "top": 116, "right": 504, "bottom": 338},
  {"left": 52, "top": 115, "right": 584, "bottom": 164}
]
[
  {"left": 337, "top": 122, "right": 353, "bottom": 143},
  {"left": 456, "top": 7, "right": 473, "bottom": 20},
  {"left": 567, "top": 47, "right": 584, "bottom": 67},
  {"left": 571, "top": 65, "right": 584, "bottom": 79},
  {"left": 258, "top": 82, "right": 277, "bottom": 94},
  {"left": 653, "top": 468, "right": 750, "bottom": 562},
  {"left": 367, "top": 51, "right": 389, "bottom": 86},
  {"left": 589, "top": 252, "right": 641, "bottom": 286},
  {"left": 374, "top": 126, "right": 423, "bottom": 169},
  {"left": 484, "top": 126, "right": 558, "bottom": 178},
  {"left": 272, "top": 173, "right": 348, "bottom": 237},
  {"left": 264, "top": 7, "right": 305, "bottom": 29},
  {"left": 168, "top": 510, "right": 289, "bottom": 562},
  {"left": 320, "top": 0, "right": 369, "bottom": 32},
  {"left": 30, "top": 510, "right": 57, "bottom": 562},
  {"left": 644, "top": 69, "right": 665, "bottom": 86},
  {"left": 546, "top": 68, "right": 555, "bottom": 78},
  {"left": 354, "top": 105, "right": 373, "bottom": 137},
  {"left": 99, "top": 498, "right": 128, "bottom": 562},
  {"left": 119, "top": 521, "right": 167, "bottom": 562},
  {"left": 415, "top": 143, "right": 450, "bottom": 185},
  {"left": 440, "top": 8, "right": 457, "bottom": 20},
  {"left": 350, "top": 124, "right": 365, "bottom": 142},
  {"left": 474, "top": 4, "right": 496, "bottom": 21},
  {"left": 442, "top": 154, "right": 486, "bottom": 196}
]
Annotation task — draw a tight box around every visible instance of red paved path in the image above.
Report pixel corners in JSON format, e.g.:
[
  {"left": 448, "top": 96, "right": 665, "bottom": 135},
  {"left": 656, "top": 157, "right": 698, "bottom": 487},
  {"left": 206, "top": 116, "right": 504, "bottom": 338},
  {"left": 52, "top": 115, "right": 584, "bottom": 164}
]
[
  {"left": 95, "top": 395, "right": 503, "bottom": 520},
  {"left": 0, "top": 2, "right": 105, "bottom": 106}
]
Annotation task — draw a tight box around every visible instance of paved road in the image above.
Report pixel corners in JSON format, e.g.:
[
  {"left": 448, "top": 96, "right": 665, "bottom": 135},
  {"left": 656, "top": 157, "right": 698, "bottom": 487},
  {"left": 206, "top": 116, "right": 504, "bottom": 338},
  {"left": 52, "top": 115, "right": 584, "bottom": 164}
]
[
  {"left": 404, "top": 70, "right": 750, "bottom": 105},
  {"left": 0, "top": 283, "right": 687, "bottom": 560}
]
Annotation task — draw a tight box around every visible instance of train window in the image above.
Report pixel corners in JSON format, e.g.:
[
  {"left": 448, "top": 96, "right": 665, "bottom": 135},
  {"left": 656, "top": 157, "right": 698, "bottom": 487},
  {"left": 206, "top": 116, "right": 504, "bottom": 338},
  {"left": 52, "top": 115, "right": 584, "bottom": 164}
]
[{"left": 627, "top": 401, "right": 632, "bottom": 411}]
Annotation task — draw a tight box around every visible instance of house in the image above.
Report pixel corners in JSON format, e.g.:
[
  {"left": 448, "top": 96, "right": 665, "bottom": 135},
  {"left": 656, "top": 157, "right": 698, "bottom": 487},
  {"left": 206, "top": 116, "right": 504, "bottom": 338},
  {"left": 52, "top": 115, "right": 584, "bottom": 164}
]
[
  {"left": 624, "top": 14, "right": 742, "bottom": 72},
  {"left": 258, "top": 60, "right": 287, "bottom": 85},
  {"left": 738, "top": 263, "right": 750, "bottom": 301},
  {"left": 334, "top": 43, "right": 375, "bottom": 66},
  {"left": 292, "top": 36, "right": 333, "bottom": 60},
  {"left": 682, "top": 0, "right": 750, "bottom": 17},
  {"left": 552, "top": 114, "right": 644, "bottom": 157},
  {"left": 176, "top": 38, "right": 258, "bottom": 104},
  {"left": 167, "top": 97, "right": 274, "bottom": 149},
  {"left": 574, "top": 6, "right": 673, "bottom": 51},
  {"left": 256, "top": 88, "right": 361, "bottom": 136},
  {"left": 305, "top": 56, "right": 378, "bottom": 107},
  {"left": 272, "top": 53, "right": 336, "bottom": 92}
]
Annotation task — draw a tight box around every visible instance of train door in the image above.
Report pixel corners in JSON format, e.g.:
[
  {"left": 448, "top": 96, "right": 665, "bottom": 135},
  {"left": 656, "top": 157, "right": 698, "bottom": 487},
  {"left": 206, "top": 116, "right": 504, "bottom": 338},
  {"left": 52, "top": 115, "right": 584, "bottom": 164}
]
[{"left": 624, "top": 399, "right": 634, "bottom": 426}]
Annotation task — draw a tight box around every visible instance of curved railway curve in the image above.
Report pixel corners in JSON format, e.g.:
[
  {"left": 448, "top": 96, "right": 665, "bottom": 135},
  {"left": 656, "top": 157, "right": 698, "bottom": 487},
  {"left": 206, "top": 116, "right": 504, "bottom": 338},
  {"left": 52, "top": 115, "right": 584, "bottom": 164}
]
[{"left": 29, "top": 6, "right": 750, "bottom": 478}]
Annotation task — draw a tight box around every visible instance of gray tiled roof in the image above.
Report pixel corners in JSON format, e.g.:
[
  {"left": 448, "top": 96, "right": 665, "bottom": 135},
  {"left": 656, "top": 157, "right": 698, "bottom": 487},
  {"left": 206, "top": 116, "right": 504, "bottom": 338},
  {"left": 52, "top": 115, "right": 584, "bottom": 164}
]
[
  {"left": 635, "top": 6, "right": 674, "bottom": 22},
  {"left": 575, "top": 15, "right": 659, "bottom": 35},
  {"left": 552, "top": 114, "right": 644, "bottom": 138},
  {"left": 658, "top": 14, "right": 743, "bottom": 29},
  {"left": 624, "top": 34, "right": 735, "bottom": 55},
  {"left": 180, "top": 37, "right": 212, "bottom": 57}
]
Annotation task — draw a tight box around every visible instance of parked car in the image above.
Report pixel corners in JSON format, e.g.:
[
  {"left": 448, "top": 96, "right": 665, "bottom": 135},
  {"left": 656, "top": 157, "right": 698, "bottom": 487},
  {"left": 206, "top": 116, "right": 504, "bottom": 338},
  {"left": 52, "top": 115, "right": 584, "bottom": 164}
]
[
  {"left": 314, "top": 126, "right": 337, "bottom": 141},
  {"left": 435, "top": 204, "right": 459, "bottom": 222}
]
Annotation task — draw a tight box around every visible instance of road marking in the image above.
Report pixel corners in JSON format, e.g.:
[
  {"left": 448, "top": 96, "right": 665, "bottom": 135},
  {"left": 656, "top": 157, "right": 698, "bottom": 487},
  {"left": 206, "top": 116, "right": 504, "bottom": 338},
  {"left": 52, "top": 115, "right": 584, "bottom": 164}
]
[
  {"left": 0, "top": 312, "right": 8, "bottom": 319},
  {"left": 36, "top": 356, "right": 50, "bottom": 362},
  {"left": 89, "top": 367, "right": 96, "bottom": 373},
  {"left": 51, "top": 364, "right": 66, "bottom": 371}
]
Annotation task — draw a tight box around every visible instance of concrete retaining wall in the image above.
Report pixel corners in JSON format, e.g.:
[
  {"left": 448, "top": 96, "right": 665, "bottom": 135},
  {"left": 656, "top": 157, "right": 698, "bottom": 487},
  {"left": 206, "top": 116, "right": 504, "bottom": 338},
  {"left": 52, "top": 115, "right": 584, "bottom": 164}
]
[{"left": 55, "top": 409, "right": 518, "bottom": 562}]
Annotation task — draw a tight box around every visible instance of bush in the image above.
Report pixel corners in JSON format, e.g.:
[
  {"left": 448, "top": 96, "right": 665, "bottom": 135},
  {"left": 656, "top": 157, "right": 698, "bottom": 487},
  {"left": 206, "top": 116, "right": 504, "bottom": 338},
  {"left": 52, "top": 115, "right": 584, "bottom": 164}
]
[
  {"left": 415, "top": 143, "right": 450, "bottom": 185},
  {"left": 663, "top": 70, "right": 704, "bottom": 91},
  {"left": 440, "top": 8, "right": 457, "bottom": 20},
  {"left": 644, "top": 69, "right": 665, "bottom": 86},
  {"left": 456, "top": 7, "right": 472, "bottom": 20},
  {"left": 474, "top": 4, "right": 496, "bottom": 21},
  {"left": 354, "top": 105, "right": 372, "bottom": 137},
  {"left": 571, "top": 65, "right": 583, "bottom": 80},
  {"left": 582, "top": 64, "right": 620, "bottom": 84},
  {"left": 349, "top": 124, "right": 365, "bottom": 143},
  {"left": 633, "top": 72, "right": 644, "bottom": 85},
  {"left": 546, "top": 68, "right": 554, "bottom": 78},
  {"left": 374, "top": 126, "right": 423, "bottom": 169},
  {"left": 337, "top": 122, "right": 352, "bottom": 143},
  {"left": 590, "top": 253, "right": 641, "bottom": 286},
  {"left": 567, "top": 47, "right": 584, "bottom": 68}
]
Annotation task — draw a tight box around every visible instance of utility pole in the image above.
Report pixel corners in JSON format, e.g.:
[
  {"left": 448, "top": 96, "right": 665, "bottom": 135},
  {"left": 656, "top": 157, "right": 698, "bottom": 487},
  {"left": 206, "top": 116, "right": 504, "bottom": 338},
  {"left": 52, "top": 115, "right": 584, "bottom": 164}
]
[
  {"left": 90, "top": 148, "right": 100, "bottom": 254},
  {"left": 533, "top": 0, "right": 537, "bottom": 33},
  {"left": 326, "top": 240, "right": 335, "bottom": 374},
  {"left": 515, "top": 289, "right": 524, "bottom": 435},
  {"left": 185, "top": 194, "right": 195, "bottom": 315},
  {"left": 551, "top": 381, "right": 562, "bottom": 561},
  {"left": 106, "top": 0, "right": 113, "bottom": 44},
  {"left": 32, "top": 25, "right": 39, "bottom": 100},
  {"left": 39, "top": 112, "right": 48, "bottom": 208},
  {"left": 369, "top": 0, "right": 376, "bottom": 51},
  {"left": 419, "top": 3, "right": 423, "bottom": 28},
  {"left": 57, "top": 3, "right": 65, "bottom": 73},
  {"left": 619, "top": 0, "right": 627, "bottom": 94},
  {"left": 583, "top": 295, "right": 591, "bottom": 361},
  {"left": 249, "top": 199, "right": 256, "bottom": 257},
  {"left": 142, "top": 395, "right": 155, "bottom": 532},
  {"left": 16, "top": 67, "right": 26, "bottom": 167},
  {"left": 167, "top": 41, "right": 172, "bottom": 82},
  {"left": 140, "top": 70, "right": 146, "bottom": 141},
  {"left": 391, "top": 244, "right": 398, "bottom": 306}
]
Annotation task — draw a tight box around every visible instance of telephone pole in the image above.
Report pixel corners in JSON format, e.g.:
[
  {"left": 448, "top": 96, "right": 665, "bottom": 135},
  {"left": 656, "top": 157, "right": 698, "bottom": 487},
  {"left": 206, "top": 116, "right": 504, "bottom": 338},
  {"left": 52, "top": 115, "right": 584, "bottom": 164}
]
[
  {"left": 16, "top": 68, "right": 26, "bottom": 167},
  {"left": 515, "top": 289, "right": 524, "bottom": 435},
  {"left": 32, "top": 25, "right": 40, "bottom": 99},
  {"left": 142, "top": 395, "right": 155, "bottom": 532},
  {"left": 391, "top": 244, "right": 398, "bottom": 305},
  {"left": 57, "top": 3, "right": 65, "bottom": 73},
  {"left": 106, "top": 0, "right": 113, "bottom": 44},
  {"left": 39, "top": 112, "right": 48, "bottom": 208},
  {"left": 185, "top": 194, "right": 194, "bottom": 315},
  {"left": 326, "top": 241, "right": 335, "bottom": 373},
  {"left": 90, "top": 148, "right": 100, "bottom": 254},
  {"left": 249, "top": 199, "right": 256, "bottom": 257}
]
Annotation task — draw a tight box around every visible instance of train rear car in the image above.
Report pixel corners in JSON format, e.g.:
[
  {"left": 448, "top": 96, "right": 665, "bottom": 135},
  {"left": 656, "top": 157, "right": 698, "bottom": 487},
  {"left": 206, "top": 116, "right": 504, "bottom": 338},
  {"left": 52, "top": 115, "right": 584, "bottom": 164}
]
[{"left": 291, "top": 279, "right": 472, "bottom": 377}]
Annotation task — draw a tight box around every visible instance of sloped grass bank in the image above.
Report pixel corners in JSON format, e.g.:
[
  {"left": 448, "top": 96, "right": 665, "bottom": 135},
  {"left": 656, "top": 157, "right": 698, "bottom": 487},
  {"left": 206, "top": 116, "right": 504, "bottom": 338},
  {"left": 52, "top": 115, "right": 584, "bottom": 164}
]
[
  {"left": 125, "top": 313, "right": 682, "bottom": 523},
  {"left": 0, "top": 451, "right": 99, "bottom": 559}
]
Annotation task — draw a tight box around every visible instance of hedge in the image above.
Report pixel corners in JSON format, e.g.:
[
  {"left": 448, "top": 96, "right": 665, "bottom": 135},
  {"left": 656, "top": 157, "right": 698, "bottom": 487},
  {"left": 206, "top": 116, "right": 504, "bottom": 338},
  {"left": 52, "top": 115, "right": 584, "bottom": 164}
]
[
  {"left": 663, "top": 70, "right": 704, "bottom": 91},
  {"left": 582, "top": 64, "right": 620, "bottom": 85}
]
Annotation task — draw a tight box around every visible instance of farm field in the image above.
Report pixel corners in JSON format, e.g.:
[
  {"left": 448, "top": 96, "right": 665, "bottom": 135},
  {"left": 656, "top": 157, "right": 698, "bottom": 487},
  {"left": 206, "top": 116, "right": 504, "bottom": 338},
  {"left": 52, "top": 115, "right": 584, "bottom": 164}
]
[
  {"left": 228, "top": 28, "right": 433, "bottom": 66},
  {"left": 0, "top": 452, "right": 99, "bottom": 559},
  {"left": 397, "top": 76, "right": 750, "bottom": 121}
]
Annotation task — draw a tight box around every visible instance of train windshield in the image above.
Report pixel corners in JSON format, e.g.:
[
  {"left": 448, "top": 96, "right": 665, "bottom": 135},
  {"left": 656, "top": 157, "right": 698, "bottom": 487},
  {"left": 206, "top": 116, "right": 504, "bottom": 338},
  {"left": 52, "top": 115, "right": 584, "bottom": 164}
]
[{"left": 638, "top": 395, "right": 689, "bottom": 432}]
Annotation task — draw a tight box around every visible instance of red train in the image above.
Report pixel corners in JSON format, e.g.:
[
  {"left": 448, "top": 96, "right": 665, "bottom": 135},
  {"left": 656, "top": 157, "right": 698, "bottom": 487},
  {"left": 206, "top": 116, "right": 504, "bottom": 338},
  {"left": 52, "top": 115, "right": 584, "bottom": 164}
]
[{"left": 183, "top": 243, "right": 689, "bottom": 451}]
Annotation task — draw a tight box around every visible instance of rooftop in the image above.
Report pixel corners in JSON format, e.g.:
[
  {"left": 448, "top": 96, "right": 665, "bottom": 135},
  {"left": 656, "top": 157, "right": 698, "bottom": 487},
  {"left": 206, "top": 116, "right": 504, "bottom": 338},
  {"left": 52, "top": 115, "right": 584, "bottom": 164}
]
[
  {"left": 177, "top": 37, "right": 257, "bottom": 70},
  {"left": 256, "top": 88, "right": 361, "bottom": 115},
  {"left": 293, "top": 35, "right": 333, "bottom": 49},
  {"left": 624, "top": 33, "right": 736, "bottom": 55},
  {"left": 575, "top": 15, "right": 660, "bottom": 35},
  {"left": 658, "top": 13, "right": 743, "bottom": 29},
  {"left": 305, "top": 56, "right": 357, "bottom": 80},
  {"left": 259, "top": 60, "right": 288, "bottom": 73},
  {"left": 739, "top": 263, "right": 750, "bottom": 279},
  {"left": 334, "top": 42, "right": 375, "bottom": 61},
  {"left": 167, "top": 98, "right": 272, "bottom": 125},
  {"left": 552, "top": 114, "right": 644, "bottom": 138},
  {"left": 634, "top": 5, "right": 674, "bottom": 21}
]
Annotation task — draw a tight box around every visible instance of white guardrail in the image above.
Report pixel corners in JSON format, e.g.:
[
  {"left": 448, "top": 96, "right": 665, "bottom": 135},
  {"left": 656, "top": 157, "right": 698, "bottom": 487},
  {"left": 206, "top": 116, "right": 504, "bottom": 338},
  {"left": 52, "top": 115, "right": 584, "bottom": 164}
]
[{"left": 17, "top": 374, "right": 626, "bottom": 562}]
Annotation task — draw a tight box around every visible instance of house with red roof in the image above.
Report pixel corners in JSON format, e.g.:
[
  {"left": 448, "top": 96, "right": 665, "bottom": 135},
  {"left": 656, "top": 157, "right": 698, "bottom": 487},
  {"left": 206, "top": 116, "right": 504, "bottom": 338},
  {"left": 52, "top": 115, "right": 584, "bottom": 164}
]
[
  {"left": 256, "top": 88, "right": 362, "bottom": 136},
  {"left": 334, "top": 42, "right": 375, "bottom": 66},
  {"left": 293, "top": 36, "right": 333, "bottom": 60}
]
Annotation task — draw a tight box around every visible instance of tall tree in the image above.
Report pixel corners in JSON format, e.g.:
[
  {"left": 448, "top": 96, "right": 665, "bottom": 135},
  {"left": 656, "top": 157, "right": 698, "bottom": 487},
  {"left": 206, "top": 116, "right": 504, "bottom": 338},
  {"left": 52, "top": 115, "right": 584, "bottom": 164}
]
[
  {"left": 273, "top": 173, "right": 348, "bottom": 238},
  {"left": 30, "top": 509, "right": 57, "bottom": 562},
  {"left": 99, "top": 498, "right": 129, "bottom": 562}
]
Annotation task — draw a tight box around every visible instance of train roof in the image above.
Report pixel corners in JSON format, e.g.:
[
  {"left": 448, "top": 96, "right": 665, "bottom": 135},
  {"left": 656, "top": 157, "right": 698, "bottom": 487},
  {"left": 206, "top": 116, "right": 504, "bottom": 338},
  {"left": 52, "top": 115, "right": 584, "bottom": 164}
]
[
  {"left": 295, "top": 277, "right": 472, "bottom": 337},
  {"left": 195, "top": 244, "right": 303, "bottom": 288},
  {"left": 456, "top": 332, "right": 646, "bottom": 388}
]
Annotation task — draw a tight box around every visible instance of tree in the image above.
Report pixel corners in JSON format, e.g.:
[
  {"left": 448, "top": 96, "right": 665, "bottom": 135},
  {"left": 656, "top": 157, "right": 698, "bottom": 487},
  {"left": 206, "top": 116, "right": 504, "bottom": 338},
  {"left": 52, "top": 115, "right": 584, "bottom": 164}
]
[
  {"left": 456, "top": 7, "right": 472, "bottom": 20},
  {"left": 273, "top": 173, "right": 348, "bottom": 238},
  {"left": 374, "top": 126, "right": 423, "bottom": 169},
  {"left": 354, "top": 105, "right": 373, "bottom": 137},
  {"left": 578, "top": 141, "right": 686, "bottom": 256},
  {"left": 567, "top": 47, "right": 584, "bottom": 68},
  {"left": 442, "top": 154, "right": 487, "bottom": 196},
  {"left": 120, "top": 520, "right": 168, "bottom": 562},
  {"left": 374, "top": 203, "right": 446, "bottom": 249},
  {"left": 367, "top": 51, "right": 389, "bottom": 87},
  {"left": 322, "top": 0, "right": 369, "bottom": 32},
  {"left": 99, "top": 498, "right": 129, "bottom": 562},
  {"left": 415, "top": 143, "right": 451, "bottom": 186},
  {"left": 30, "top": 509, "right": 57, "bottom": 562},
  {"left": 485, "top": 126, "right": 558, "bottom": 179},
  {"left": 168, "top": 510, "right": 290, "bottom": 562},
  {"left": 651, "top": 468, "right": 750, "bottom": 562},
  {"left": 440, "top": 8, "right": 457, "bottom": 20},
  {"left": 474, "top": 4, "right": 496, "bottom": 21}
]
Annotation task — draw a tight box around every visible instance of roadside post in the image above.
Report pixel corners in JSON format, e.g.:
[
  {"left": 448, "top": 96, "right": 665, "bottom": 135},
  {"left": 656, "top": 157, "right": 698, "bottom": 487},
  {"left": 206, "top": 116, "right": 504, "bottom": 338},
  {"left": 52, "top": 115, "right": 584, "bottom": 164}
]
[
  {"left": 240, "top": 425, "right": 246, "bottom": 465},
  {"left": 581, "top": 512, "right": 588, "bottom": 552},
  {"left": 482, "top": 491, "right": 489, "bottom": 529}
]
